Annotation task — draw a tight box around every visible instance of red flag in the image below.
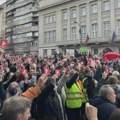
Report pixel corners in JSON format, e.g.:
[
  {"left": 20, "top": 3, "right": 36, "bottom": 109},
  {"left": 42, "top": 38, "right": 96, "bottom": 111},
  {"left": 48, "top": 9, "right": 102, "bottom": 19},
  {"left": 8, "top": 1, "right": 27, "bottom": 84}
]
[
  {"left": 84, "top": 35, "right": 90, "bottom": 45},
  {"left": 0, "top": 40, "right": 8, "bottom": 48}
]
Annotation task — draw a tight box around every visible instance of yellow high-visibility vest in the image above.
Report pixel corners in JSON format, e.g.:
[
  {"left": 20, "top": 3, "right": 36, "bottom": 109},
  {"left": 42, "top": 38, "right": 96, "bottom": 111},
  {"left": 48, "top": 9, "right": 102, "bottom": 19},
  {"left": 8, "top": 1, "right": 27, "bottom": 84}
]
[
  {"left": 82, "top": 78, "right": 89, "bottom": 103},
  {"left": 65, "top": 82, "right": 82, "bottom": 108}
]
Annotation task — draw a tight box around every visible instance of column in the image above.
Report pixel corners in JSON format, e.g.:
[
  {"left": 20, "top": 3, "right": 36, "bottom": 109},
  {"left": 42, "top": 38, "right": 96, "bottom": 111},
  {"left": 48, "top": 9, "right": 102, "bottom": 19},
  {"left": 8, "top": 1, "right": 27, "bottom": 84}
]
[
  {"left": 76, "top": 5, "right": 80, "bottom": 40},
  {"left": 98, "top": 0, "right": 102, "bottom": 37},
  {"left": 56, "top": 10, "right": 62, "bottom": 42},
  {"left": 110, "top": 0, "right": 115, "bottom": 31},
  {"left": 67, "top": 8, "right": 70, "bottom": 40},
  {"left": 86, "top": 2, "right": 90, "bottom": 35}
]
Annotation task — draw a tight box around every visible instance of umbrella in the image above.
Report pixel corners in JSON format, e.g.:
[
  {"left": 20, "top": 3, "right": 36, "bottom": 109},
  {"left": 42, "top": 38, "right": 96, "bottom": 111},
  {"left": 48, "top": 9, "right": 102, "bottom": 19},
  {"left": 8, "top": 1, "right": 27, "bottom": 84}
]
[{"left": 103, "top": 52, "right": 120, "bottom": 61}]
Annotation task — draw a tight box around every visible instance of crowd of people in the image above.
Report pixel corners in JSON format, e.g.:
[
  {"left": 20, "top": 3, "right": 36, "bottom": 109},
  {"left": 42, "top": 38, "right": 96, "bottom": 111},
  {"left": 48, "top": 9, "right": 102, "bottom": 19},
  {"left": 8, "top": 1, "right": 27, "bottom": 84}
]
[{"left": 0, "top": 47, "right": 120, "bottom": 120}]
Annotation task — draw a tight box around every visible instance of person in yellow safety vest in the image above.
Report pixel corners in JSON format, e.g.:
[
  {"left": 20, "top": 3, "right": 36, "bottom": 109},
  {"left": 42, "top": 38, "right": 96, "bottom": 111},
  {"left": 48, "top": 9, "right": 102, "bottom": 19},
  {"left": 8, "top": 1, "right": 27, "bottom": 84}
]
[{"left": 65, "top": 71, "right": 83, "bottom": 120}]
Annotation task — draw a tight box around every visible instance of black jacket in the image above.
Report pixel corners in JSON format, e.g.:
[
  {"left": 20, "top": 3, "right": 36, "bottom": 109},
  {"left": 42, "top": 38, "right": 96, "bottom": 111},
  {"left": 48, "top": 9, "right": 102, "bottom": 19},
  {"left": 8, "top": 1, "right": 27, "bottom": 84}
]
[
  {"left": 3, "top": 73, "right": 17, "bottom": 90},
  {"left": 90, "top": 96, "right": 117, "bottom": 120},
  {"left": 35, "top": 83, "right": 64, "bottom": 120},
  {"left": 83, "top": 76, "right": 95, "bottom": 100},
  {"left": 94, "top": 67, "right": 102, "bottom": 81}
]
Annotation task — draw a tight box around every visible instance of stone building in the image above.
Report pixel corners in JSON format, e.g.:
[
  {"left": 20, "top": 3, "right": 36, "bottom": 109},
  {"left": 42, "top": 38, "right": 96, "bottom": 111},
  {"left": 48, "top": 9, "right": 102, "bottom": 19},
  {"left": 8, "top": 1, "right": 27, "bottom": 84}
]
[{"left": 38, "top": 0, "right": 120, "bottom": 56}]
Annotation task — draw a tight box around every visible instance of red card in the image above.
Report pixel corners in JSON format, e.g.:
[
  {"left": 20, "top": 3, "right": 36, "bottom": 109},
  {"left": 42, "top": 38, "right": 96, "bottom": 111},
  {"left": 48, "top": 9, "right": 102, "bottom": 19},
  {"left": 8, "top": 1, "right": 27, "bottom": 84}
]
[
  {"left": 55, "top": 69, "right": 60, "bottom": 77},
  {"left": 44, "top": 66, "right": 50, "bottom": 75},
  {"left": 0, "top": 40, "right": 8, "bottom": 48}
]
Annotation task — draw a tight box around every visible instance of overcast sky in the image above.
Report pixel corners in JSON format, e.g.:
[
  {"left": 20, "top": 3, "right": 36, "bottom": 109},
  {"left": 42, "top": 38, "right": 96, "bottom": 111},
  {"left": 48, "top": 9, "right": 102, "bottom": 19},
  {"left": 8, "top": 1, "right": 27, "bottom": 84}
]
[{"left": 0, "top": 0, "right": 6, "bottom": 5}]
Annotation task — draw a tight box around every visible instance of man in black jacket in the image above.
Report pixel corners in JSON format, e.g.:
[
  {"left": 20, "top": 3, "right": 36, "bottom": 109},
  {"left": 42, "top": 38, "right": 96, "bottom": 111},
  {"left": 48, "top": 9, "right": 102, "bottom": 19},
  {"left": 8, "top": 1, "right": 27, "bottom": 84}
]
[{"left": 90, "top": 85, "right": 117, "bottom": 120}]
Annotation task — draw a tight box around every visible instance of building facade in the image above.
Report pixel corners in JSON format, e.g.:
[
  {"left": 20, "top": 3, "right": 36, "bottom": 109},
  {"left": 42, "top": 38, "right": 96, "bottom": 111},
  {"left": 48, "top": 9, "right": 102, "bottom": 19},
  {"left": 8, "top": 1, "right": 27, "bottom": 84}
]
[
  {"left": 38, "top": 0, "right": 120, "bottom": 56},
  {"left": 0, "top": 3, "right": 6, "bottom": 40},
  {"left": 5, "top": 0, "right": 38, "bottom": 54}
]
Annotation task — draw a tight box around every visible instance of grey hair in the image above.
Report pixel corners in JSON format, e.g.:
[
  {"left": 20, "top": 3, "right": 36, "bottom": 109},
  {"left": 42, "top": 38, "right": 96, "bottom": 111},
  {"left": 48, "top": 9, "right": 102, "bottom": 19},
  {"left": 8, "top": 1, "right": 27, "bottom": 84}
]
[
  {"left": 108, "top": 76, "right": 118, "bottom": 85},
  {"left": 1, "top": 96, "right": 31, "bottom": 120},
  {"left": 99, "top": 85, "right": 113, "bottom": 99}
]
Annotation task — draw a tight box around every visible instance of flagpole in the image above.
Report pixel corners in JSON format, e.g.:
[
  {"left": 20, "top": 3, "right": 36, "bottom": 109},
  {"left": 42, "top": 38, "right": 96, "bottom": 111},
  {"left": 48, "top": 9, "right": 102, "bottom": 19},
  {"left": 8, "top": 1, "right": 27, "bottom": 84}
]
[
  {"left": 74, "top": 22, "right": 82, "bottom": 47},
  {"left": 112, "top": 32, "right": 116, "bottom": 52}
]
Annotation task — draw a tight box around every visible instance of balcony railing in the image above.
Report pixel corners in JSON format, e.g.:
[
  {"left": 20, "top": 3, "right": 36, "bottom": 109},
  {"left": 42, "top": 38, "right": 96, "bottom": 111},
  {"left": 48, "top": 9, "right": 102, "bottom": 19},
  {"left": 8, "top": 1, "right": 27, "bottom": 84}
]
[
  {"left": 13, "top": 37, "right": 33, "bottom": 43},
  {"left": 6, "top": 5, "right": 15, "bottom": 12},
  {"left": 31, "top": 26, "right": 38, "bottom": 31},
  {"left": 6, "top": 0, "right": 34, "bottom": 12},
  {"left": 13, "top": 17, "right": 33, "bottom": 25},
  {"left": 14, "top": 0, "right": 33, "bottom": 8},
  {"left": 14, "top": 8, "right": 38, "bottom": 17}
]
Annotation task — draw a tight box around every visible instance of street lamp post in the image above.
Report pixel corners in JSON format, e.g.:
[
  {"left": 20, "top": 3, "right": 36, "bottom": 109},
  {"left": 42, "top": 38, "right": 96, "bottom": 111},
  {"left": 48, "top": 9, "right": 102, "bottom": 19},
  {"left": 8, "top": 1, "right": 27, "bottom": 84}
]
[{"left": 74, "top": 22, "right": 82, "bottom": 47}]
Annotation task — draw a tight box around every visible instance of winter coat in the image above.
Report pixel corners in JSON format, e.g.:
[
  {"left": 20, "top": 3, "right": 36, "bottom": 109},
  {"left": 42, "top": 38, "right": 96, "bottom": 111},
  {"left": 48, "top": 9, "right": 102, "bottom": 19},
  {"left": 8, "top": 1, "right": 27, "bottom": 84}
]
[
  {"left": 90, "top": 96, "right": 117, "bottom": 120},
  {"left": 36, "top": 83, "right": 64, "bottom": 120},
  {"left": 94, "top": 67, "right": 102, "bottom": 81}
]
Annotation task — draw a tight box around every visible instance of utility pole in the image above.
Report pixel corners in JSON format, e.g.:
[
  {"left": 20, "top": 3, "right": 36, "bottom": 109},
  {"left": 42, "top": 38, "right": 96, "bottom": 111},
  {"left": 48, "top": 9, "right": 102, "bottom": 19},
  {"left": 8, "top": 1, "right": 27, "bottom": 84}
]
[{"left": 74, "top": 22, "right": 82, "bottom": 47}]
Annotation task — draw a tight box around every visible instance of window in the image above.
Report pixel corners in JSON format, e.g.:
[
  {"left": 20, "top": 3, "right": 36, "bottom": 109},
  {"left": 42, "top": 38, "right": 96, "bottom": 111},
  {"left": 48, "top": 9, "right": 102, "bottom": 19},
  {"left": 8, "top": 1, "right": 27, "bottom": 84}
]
[
  {"left": 104, "top": 21, "right": 110, "bottom": 37},
  {"left": 103, "top": 1, "right": 110, "bottom": 11},
  {"left": 117, "top": 0, "right": 120, "bottom": 8},
  {"left": 71, "top": 27, "right": 76, "bottom": 40},
  {"left": 81, "top": 25, "right": 86, "bottom": 38},
  {"left": 14, "top": 13, "right": 33, "bottom": 21},
  {"left": 63, "top": 28, "right": 67, "bottom": 40},
  {"left": 94, "top": 48, "right": 98, "bottom": 54},
  {"left": 71, "top": 9, "right": 76, "bottom": 18},
  {"left": 45, "top": 17, "right": 49, "bottom": 23},
  {"left": 53, "top": 15, "right": 56, "bottom": 22},
  {"left": 44, "top": 14, "right": 56, "bottom": 24},
  {"left": 117, "top": 20, "right": 120, "bottom": 34},
  {"left": 53, "top": 30, "right": 56, "bottom": 42},
  {"left": 49, "top": 32, "right": 52, "bottom": 42},
  {"left": 81, "top": 7, "right": 86, "bottom": 16},
  {"left": 44, "top": 30, "right": 56, "bottom": 43},
  {"left": 63, "top": 11, "right": 67, "bottom": 20},
  {"left": 91, "top": 23, "right": 98, "bottom": 38},
  {"left": 49, "top": 16, "right": 52, "bottom": 23},
  {"left": 45, "top": 32, "right": 49, "bottom": 43},
  {"left": 91, "top": 4, "right": 98, "bottom": 13},
  {"left": 34, "top": 32, "right": 38, "bottom": 36}
]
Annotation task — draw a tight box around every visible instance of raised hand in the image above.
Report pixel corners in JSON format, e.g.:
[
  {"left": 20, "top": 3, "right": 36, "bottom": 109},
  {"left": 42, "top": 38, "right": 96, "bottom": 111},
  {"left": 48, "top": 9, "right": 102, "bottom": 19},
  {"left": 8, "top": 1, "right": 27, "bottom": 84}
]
[
  {"left": 51, "top": 74, "right": 58, "bottom": 85},
  {"left": 37, "top": 74, "right": 48, "bottom": 88},
  {"left": 85, "top": 103, "right": 98, "bottom": 120}
]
